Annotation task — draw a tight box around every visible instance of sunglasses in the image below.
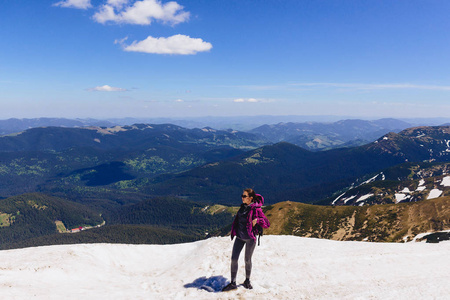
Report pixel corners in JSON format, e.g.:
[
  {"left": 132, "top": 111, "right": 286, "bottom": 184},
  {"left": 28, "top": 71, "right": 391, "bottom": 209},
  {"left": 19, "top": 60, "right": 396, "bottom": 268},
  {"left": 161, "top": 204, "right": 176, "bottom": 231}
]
[{"left": 241, "top": 195, "right": 250, "bottom": 198}]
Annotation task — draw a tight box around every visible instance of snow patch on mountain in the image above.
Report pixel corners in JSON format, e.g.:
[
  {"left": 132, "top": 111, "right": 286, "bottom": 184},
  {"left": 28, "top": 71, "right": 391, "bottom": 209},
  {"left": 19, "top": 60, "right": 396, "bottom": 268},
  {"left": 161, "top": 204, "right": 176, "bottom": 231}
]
[
  {"left": 343, "top": 195, "right": 357, "bottom": 204},
  {"left": 356, "top": 193, "right": 374, "bottom": 203},
  {"left": 427, "top": 189, "right": 443, "bottom": 200},
  {"left": 441, "top": 176, "right": 450, "bottom": 187},
  {"left": 395, "top": 193, "right": 409, "bottom": 203},
  {"left": 331, "top": 192, "right": 346, "bottom": 205},
  {"left": 361, "top": 173, "right": 383, "bottom": 185},
  {"left": 395, "top": 187, "right": 413, "bottom": 203},
  {"left": 401, "top": 187, "right": 412, "bottom": 193}
]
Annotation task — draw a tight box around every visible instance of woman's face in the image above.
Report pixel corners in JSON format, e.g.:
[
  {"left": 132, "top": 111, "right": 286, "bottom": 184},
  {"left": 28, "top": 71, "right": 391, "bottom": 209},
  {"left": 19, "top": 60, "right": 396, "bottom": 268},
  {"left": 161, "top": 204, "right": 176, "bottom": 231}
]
[{"left": 241, "top": 191, "right": 253, "bottom": 205}]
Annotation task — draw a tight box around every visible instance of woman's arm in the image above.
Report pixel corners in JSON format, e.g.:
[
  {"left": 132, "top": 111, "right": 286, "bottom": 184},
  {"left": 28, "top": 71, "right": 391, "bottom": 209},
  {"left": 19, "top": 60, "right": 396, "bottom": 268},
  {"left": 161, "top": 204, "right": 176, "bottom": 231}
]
[{"left": 253, "top": 207, "right": 270, "bottom": 228}]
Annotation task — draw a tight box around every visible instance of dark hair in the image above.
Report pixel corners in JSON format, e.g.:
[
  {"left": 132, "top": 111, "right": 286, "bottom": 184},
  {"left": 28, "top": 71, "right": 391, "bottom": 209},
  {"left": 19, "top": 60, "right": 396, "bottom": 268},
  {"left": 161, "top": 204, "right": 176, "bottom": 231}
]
[{"left": 244, "top": 188, "right": 256, "bottom": 202}]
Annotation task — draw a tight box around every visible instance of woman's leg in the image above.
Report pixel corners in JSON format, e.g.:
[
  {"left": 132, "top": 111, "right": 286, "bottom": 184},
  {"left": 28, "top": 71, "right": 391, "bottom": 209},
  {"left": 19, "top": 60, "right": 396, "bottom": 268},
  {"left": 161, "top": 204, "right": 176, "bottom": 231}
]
[
  {"left": 230, "top": 238, "right": 245, "bottom": 283},
  {"left": 244, "top": 239, "right": 256, "bottom": 280}
]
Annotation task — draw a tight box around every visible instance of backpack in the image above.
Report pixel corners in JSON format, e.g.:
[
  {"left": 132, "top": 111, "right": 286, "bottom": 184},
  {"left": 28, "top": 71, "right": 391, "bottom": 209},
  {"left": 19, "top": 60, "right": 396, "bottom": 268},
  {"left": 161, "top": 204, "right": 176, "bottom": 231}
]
[
  {"left": 252, "top": 194, "right": 270, "bottom": 246},
  {"left": 253, "top": 221, "right": 264, "bottom": 246}
]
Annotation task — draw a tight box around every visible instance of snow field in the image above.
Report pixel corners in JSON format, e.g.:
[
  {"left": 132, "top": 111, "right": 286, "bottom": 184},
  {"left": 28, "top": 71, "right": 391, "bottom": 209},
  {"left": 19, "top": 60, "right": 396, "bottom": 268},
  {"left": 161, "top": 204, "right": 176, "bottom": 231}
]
[{"left": 0, "top": 236, "right": 449, "bottom": 299}]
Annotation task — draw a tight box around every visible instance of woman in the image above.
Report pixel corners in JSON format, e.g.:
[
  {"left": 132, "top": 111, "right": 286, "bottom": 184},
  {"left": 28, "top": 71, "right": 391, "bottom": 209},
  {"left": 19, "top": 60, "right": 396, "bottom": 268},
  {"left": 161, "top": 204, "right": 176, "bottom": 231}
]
[{"left": 222, "top": 188, "right": 270, "bottom": 291}]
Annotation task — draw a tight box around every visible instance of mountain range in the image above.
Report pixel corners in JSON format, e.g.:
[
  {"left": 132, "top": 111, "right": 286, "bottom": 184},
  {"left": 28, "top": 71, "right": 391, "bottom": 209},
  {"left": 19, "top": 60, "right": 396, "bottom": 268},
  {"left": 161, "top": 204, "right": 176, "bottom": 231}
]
[
  {"left": 2, "top": 117, "right": 448, "bottom": 154},
  {"left": 0, "top": 124, "right": 267, "bottom": 197},
  {"left": 1, "top": 121, "right": 450, "bottom": 248},
  {"left": 249, "top": 118, "right": 412, "bottom": 150},
  {"left": 146, "top": 126, "right": 450, "bottom": 205},
  {"left": 3, "top": 116, "right": 450, "bottom": 134}
]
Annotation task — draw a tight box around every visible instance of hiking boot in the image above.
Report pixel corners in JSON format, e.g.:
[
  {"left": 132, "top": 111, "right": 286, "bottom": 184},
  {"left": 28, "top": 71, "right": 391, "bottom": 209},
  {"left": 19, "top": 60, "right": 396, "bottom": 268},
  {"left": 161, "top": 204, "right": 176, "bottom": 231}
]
[
  {"left": 243, "top": 278, "right": 253, "bottom": 289},
  {"left": 222, "top": 282, "right": 237, "bottom": 292}
]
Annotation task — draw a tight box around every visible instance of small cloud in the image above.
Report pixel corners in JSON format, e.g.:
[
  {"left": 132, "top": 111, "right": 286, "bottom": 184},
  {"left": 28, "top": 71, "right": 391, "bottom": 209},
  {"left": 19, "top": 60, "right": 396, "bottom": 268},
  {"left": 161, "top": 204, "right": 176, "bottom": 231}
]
[
  {"left": 114, "top": 36, "right": 129, "bottom": 45},
  {"left": 175, "top": 99, "right": 184, "bottom": 102},
  {"left": 93, "top": 0, "right": 189, "bottom": 25},
  {"left": 121, "top": 34, "right": 212, "bottom": 55},
  {"left": 53, "top": 0, "right": 92, "bottom": 9},
  {"left": 233, "top": 98, "right": 261, "bottom": 103},
  {"left": 87, "top": 85, "right": 127, "bottom": 92}
]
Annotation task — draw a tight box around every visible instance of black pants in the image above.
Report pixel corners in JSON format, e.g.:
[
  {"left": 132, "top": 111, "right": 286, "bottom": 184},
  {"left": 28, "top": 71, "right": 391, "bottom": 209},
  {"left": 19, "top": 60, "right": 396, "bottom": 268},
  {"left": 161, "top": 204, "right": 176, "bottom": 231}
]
[{"left": 230, "top": 237, "right": 256, "bottom": 282}]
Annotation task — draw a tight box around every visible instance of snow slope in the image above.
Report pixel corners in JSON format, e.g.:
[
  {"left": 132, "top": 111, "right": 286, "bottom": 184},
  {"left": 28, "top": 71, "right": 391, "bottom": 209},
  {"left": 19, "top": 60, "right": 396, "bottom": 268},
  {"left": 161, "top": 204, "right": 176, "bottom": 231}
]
[{"left": 0, "top": 236, "right": 449, "bottom": 300}]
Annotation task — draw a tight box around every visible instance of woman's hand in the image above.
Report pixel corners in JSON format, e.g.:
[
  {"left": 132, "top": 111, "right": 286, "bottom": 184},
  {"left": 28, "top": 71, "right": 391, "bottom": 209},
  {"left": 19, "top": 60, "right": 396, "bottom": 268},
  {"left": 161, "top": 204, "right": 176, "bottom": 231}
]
[{"left": 252, "top": 218, "right": 257, "bottom": 227}]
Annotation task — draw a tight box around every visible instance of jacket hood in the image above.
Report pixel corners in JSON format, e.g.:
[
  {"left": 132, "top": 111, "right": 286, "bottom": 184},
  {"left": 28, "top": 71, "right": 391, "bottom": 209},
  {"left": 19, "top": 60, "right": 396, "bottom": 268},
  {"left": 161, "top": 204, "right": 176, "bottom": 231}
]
[{"left": 252, "top": 194, "right": 264, "bottom": 208}]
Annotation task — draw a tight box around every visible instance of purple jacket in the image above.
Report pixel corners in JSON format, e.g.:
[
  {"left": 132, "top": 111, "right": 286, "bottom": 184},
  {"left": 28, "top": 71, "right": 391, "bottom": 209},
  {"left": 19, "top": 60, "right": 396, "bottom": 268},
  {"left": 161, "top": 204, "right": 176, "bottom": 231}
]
[{"left": 230, "top": 194, "right": 271, "bottom": 241}]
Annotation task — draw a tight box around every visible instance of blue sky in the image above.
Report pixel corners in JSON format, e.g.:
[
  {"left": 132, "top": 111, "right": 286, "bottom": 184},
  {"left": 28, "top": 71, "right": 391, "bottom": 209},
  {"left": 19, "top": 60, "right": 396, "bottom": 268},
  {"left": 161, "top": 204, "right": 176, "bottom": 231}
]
[{"left": 1, "top": 0, "right": 450, "bottom": 119}]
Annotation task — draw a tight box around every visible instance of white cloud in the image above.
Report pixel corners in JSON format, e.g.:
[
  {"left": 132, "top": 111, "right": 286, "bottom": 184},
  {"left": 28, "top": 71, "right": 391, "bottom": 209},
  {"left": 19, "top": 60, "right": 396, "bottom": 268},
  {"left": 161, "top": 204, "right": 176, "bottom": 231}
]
[
  {"left": 93, "top": 0, "right": 189, "bottom": 25},
  {"left": 55, "top": 1, "right": 210, "bottom": 56},
  {"left": 93, "top": 4, "right": 116, "bottom": 22},
  {"left": 114, "top": 36, "right": 129, "bottom": 45},
  {"left": 122, "top": 34, "right": 212, "bottom": 55},
  {"left": 53, "top": 0, "right": 92, "bottom": 9},
  {"left": 87, "top": 85, "right": 127, "bottom": 92}
]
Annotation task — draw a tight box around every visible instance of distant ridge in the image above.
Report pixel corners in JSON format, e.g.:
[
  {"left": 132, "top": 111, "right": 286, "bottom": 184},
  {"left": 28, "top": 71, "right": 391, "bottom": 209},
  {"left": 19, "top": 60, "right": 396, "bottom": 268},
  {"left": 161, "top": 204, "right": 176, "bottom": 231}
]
[
  {"left": 249, "top": 118, "right": 412, "bottom": 151},
  {"left": 0, "top": 117, "right": 114, "bottom": 135},
  {"left": 3, "top": 116, "right": 450, "bottom": 136}
]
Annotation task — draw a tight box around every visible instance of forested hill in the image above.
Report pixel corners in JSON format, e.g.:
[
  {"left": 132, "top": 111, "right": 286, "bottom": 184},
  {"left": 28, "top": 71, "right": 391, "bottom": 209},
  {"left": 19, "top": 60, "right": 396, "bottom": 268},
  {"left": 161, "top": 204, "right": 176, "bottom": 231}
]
[
  {"left": 0, "top": 124, "right": 267, "bottom": 152},
  {"left": 0, "top": 193, "right": 103, "bottom": 248},
  {"left": 0, "top": 193, "right": 234, "bottom": 250},
  {"left": 0, "top": 124, "right": 268, "bottom": 196},
  {"left": 145, "top": 126, "right": 450, "bottom": 205}
]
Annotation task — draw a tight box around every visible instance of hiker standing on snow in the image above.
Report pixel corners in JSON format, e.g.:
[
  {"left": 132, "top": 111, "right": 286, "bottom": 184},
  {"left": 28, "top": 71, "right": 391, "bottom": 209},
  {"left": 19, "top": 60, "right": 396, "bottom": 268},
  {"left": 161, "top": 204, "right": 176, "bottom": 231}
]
[{"left": 222, "top": 188, "right": 270, "bottom": 292}]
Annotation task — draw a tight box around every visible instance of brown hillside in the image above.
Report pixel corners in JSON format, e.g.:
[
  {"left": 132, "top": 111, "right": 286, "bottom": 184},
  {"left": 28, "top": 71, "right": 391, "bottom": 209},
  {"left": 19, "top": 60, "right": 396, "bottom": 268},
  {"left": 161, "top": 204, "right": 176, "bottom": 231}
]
[{"left": 264, "top": 197, "right": 450, "bottom": 242}]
